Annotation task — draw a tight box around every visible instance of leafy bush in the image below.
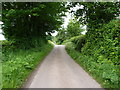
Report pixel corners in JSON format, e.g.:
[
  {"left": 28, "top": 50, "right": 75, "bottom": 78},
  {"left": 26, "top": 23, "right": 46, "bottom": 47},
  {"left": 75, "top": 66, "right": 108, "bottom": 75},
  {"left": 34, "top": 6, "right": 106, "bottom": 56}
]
[
  {"left": 71, "top": 35, "right": 86, "bottom": 51},
  {"left": 64, "top": 41, "right": 75, "bottom": 50},
  {"left": 82, "top": 20, "right": 119, "bottom": 65},
  {"left": 65, "top": 19, "right": 120, "bottom": 88},
  {"left": 66, "top": 45, "right": 119, "bottom": 88},
  {"left": 63, "top": 35, "right": 86, "bottom": 51},
  {"left": 2, "top": 41, "right": 53, "bottom": 88},
  {"left": 2, "top": 2, "right": 66, "bottom": 45},
  {"left": 55, "top": 18, "right": 84, "bottom": 45}
]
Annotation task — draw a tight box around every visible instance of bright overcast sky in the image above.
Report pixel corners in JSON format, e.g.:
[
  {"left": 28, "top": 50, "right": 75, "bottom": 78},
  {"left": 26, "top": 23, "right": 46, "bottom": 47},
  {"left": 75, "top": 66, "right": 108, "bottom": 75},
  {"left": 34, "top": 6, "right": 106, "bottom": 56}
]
[{"left": 0, "top": 21, "right": 5, "bottom": 40}]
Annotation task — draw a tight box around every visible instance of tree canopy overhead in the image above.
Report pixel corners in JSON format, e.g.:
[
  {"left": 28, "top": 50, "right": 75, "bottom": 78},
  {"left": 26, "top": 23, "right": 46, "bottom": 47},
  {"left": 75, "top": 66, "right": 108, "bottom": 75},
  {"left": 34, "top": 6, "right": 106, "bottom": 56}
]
[
  {"left": 2, "top": 2, "right": 67, "bottom": 43},
  {"left": 70, "top": 2, "right": 120, "bottom": 29},
  {"left": 67, "top": 2, "right": 120, "bottom": 43}
]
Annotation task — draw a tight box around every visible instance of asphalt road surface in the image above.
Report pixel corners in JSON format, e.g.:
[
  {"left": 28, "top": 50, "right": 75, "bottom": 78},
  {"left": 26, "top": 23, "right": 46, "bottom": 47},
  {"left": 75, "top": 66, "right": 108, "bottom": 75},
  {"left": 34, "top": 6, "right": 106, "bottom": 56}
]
[{"left": 24, "top": 45, "right": 102, "bottom": 88}]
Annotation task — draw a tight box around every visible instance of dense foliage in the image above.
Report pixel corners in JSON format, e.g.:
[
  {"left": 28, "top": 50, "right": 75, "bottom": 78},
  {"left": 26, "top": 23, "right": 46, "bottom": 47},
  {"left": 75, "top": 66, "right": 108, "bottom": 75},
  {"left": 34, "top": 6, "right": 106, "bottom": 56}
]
[
  {"left": 1, "top": 2, "right": 66, "bottom": 88},
  {"left": 2, "top": 2, "right": 66, "bottom": 48},
  {"left": 1, "top": 1, "right": 120, "bottom": 89},
  {"left": 55, "top": 19, "right": 84, "bottom": 44},
  {"left": 71, "top": 2, "right": 120, "bottom": 29},
  {"left": 82, "top": 20, "right": 119, "bottom": 65},
  {"left": 2, "top": 40, "right": 53, "bottom": 88},
  {"left": 66, "top": 20, "right": 119, "bottom": 88},
  {"left": 58, "top": 2, "right": 120, "bottom": 89},
  {"left": 63, "top": 35, "right": 86, "bottom": 52},
  {"left": 65, "top": 19, "right": 84, "bottom": 38}
]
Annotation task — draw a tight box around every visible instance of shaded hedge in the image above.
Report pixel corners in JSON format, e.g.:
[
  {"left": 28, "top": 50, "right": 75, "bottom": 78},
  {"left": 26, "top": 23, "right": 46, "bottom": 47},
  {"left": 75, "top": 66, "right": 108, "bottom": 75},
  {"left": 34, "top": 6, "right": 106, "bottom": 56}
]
[
  {"left": 66, "top": 19, "right": 120, "bottom": 88},
  {"left": 63, "top": 35, "right": 86, "bottom": 51},
  {"left": 82, "top": 20, "right": 119, "bottom": 65}
]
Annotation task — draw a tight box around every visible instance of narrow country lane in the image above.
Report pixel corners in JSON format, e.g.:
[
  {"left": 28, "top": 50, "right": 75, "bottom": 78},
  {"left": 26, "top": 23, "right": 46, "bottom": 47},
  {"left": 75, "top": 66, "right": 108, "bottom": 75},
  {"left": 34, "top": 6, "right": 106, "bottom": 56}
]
[{"left": 24, "top": 45, "right": 102, "bottom": 88}]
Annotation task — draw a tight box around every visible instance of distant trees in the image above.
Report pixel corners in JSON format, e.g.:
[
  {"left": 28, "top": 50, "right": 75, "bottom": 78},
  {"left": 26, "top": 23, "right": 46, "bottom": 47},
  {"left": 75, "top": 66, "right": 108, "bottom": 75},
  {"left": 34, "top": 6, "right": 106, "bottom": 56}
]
[
  {"left": 66, "top": 19, "right": 84, "bottom": 38},
  {"left": 2, "top": 2, "right": 67, "bottom": 47},
  {"left": 55, "top": 19, "right": 84, "bottom": 44},
  {"left": 56, "top": 2, "right": 120, "bottom": 45}
]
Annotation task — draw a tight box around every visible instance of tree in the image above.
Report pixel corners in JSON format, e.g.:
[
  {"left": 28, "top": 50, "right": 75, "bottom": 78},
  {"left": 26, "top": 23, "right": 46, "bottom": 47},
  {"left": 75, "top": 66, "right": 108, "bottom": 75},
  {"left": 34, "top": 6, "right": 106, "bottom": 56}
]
[
  {"left": 68, "top": 2, "right": 120, "bottom": 43},
  {"left": 55, "top": 28, "right": 67, "bottom": 44},
  {"left": 67, "top": 19, "right": 84, "bottom": 38},
  {"left": 2, "top": 2, "right": 67, "bottom": 47},
  {"left": 73, "top": 2, "right": 120, "bottom": 30},
  {"left": 55, "top": 19, "right": 84, "bottom": 44}
]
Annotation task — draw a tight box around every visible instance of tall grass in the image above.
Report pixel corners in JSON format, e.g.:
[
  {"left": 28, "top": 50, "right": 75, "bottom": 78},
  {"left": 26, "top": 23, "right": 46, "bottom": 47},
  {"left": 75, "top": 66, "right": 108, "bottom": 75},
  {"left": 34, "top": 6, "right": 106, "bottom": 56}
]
[
  {"left": 2, "top": 41, "right": 53, "bottom": 88},
  {"left": 66, "top": 45, "right": 119, "bottom": 89},
  {"left": 64, "top": 20, "right": 119, "bottom": 89}
]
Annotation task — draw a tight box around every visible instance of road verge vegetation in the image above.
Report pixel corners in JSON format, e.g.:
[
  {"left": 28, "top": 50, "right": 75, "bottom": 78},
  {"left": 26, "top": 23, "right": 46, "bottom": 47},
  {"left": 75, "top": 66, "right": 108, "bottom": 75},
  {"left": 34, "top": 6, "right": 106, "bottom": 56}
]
[
  {"left": 1, "top": 2, "right": 66, "bottom": 88},
  {"left": 2, "top": 40, "right": 53, "bottom": 88},
  {"left": 65, "top": 20, "right": 119, "bottom": 88}
]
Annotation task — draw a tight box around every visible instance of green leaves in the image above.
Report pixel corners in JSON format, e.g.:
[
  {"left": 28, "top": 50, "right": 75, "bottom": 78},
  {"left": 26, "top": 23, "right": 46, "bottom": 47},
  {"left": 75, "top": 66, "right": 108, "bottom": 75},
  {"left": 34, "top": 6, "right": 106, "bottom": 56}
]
[
  {"left": 2, "top": 2, "right": 67, "bottom": 48},
  {"left": 82, "top": 20, "right": 119, "bottom": 65},
  {"left": 72, "top": 2, "right": 120, "bottom": 31},
  {"left": 66, "top": 42, "right": 119, "bottom": 88},
  {"left": 67, "top": 19, "right": 84, "bottom": 37},
  {"left": 65, "top": 18, "right": 119, "bottom": 88},
  {"left": 6, "top": 9, "right": 16, "bottom": 17},
  {"left": 55, "top": 18, "right": 85, "bottom": 44},
  {"left": 59, "top": 2, "right": 120, "bottom": 88},
  {"left": 2, "top": 41, "right": 53, "bottom": 88}
]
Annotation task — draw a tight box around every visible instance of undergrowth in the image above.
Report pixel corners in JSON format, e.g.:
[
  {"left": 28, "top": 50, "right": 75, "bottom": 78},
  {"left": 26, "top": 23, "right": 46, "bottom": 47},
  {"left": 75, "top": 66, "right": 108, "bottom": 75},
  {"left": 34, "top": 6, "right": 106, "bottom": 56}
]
[
  {"left": 2, "top": 41, "right": 53, "bottom": 88},
  {"left": 65, "top": 20, "right": 119, "bottom": 89},
  {"left": 66, "top": 46, "right": 119, "bottom": 89}
]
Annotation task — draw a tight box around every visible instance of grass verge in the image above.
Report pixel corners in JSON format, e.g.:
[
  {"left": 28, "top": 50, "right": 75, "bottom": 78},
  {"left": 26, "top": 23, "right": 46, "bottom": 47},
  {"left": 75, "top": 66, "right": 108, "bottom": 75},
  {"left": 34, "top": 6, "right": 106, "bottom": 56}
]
[
  {"left": 2, "top": 41, "right": 53, "bottom": 88},
  {"left": 65, "top": 45, "right": 119, "bottom": 89}
]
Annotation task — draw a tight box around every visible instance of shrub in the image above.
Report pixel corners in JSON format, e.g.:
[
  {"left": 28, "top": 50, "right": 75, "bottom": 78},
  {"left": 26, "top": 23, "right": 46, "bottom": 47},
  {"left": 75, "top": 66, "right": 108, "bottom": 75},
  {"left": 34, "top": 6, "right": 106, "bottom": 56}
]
[
  {"left": 65, "top": 19, "right": 120, "bottom": 88},
  {"left": 72, "top": 35, "right": 86, "bottom": 51},
  {"left": 82, "top": 19, "right": 119, "bottom": 65},
  {"left": 2, "top": 41, "right": 53, "bottom": 88},
  {"left": 65, "top": 35, "right": 86, "bottom": 52}
]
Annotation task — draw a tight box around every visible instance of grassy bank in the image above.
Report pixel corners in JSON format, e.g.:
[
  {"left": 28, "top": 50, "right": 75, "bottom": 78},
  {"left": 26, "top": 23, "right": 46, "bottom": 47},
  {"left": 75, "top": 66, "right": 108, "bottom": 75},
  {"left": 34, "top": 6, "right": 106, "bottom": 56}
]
[
  {"left": 64, "top": 20, "right": 119, "bottom": 89},
  {"left": 66, "top": 45, "right": 119, "bottom": 89},
  {"left": 2, "top": 41, "right": 53, "bottom": 88}
]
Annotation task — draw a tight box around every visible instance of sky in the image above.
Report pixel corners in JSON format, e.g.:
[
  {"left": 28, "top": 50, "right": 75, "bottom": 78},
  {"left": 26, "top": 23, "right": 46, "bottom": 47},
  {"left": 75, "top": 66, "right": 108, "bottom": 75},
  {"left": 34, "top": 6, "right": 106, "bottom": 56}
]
[
  {"left": 0, "top": 4, "right": 87, "bottom": 40},
  {"left": 0, "top": 21, "right": 5, "bottom": 40},
  {"left": 51, "top": 4, "right": 87, "bottom": 36}
]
